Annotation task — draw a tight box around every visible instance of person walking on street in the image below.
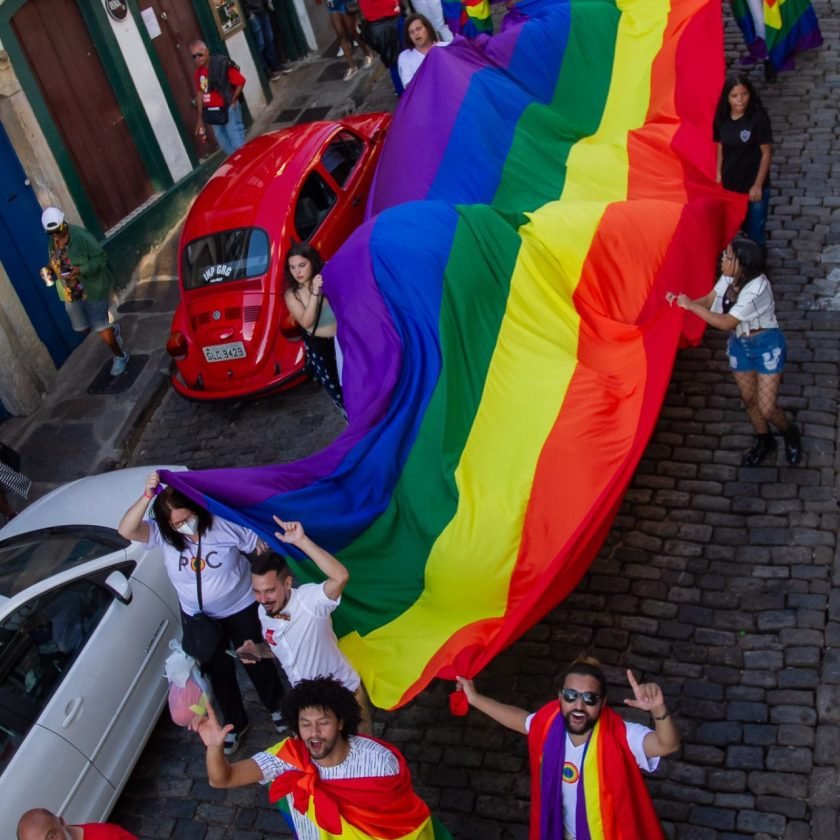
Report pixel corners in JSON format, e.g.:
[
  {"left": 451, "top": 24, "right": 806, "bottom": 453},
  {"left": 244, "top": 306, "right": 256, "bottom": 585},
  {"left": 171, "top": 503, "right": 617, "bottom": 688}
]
[
  {"left": 41, "top": 208, "right": 129, "bottom": 377},
  {"left": 238, "top": 519, "right": 373, "bottom": 733},
  {"left": 242, "top": 0, "right": 288, "bottom": 79},
  {"left": 190, "top": 676, "right": 450, "bottom": 839},
  {"left": 666, "top": 236, "right": 802, "bottom": 467},
  {"left": 456, "top": 658, "right": 680, "bottom": 839},
  {"left": 191, "top": 40, "right": 247, "bottom": 155},
  {"left": 118, "top": 471, "right": 286, "bottom": 754}
]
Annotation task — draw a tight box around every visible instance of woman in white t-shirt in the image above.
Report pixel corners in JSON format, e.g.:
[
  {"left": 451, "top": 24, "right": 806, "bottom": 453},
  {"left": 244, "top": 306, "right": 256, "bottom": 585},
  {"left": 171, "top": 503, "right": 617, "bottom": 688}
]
[
  {"left": 667, "top": 237, "right": 802, "bottom": 467},
  {"left": 397, "top": 14, "right": 442, "bottom": 88},
  {"left": 119, "top": 471, "right": 285, "bottom": 754}
]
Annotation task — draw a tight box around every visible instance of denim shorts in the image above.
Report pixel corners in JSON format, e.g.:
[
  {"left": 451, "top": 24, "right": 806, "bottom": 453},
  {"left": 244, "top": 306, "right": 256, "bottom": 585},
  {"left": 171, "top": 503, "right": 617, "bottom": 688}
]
[
  {"left": 65, "top": 299, "right": 111, "bottom": 333},
  {"left": 727, "top": 328, "right": 786, "bottom": 374}
]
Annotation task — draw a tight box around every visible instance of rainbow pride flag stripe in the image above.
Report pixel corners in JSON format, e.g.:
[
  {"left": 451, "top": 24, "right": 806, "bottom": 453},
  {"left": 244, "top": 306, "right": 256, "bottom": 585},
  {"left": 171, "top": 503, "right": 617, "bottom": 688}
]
[{"left": 163, "top": 0, "right": 744, "bottom": 710}]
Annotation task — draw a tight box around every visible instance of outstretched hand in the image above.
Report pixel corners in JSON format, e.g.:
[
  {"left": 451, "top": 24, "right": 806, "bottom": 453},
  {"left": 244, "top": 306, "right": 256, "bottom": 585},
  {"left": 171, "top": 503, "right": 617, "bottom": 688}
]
[
  {"left": 145, "top": 472, "right": 160, "bottom": 496},
  {"left": 623, "top": 669, "right": 665, "bottom": 713},
  {"left": 188, "top": 701, "right": 232, "bottom": 748},
  {"left": 273, "top": 517, "right": 305, "bottom": 545},
  {"left": 455, "top": 676, "right": 478, "bottom": 706}
]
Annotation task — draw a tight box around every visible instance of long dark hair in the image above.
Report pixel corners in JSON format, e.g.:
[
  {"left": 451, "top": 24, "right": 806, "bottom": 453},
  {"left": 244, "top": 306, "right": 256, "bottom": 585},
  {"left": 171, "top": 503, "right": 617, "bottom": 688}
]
[
  {"left": 713, "top": 74, "right": 766, "bottom": 131},
  {"left": 730, "top": 236, "right": 766, "bottom": 283},
  {"left": 151, "top": 486, "right": 213, "bottom": 551},
  {"left": 283, "top": 242, "right": 324, "bottom": 298}
]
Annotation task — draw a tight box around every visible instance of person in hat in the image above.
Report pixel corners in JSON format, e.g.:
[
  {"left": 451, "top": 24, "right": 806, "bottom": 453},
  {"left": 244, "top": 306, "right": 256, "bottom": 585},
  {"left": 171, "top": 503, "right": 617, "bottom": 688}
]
[{"left": 41, "top": 207, "right": 129, "bottom": 377}]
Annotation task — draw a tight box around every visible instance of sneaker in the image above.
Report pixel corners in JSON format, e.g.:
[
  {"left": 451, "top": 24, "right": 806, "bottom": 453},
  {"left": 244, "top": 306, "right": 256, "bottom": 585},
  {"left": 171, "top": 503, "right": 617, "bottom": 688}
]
[
  {"left": 742, "top": 433, "right": 776, "bottom": 467},
  {"left": 223, "top": 723, "right": 249, "bottom": 756},
  {"left": 110, "top": 353, "right": 129, "bottom": 377},
  {"left": 336, "top": 46, "right": 344, "bottom": 58},
  {"left": 271, "top": 711, "right": 289, "bottom": 735},
  {"left": 281, "top": 63, "right": 295, "bottom": 75},
  {"left": 362, "top": 55, "right": 374, "bottom": 69},
  {"left": 783, "top": 424, "right": 802, "bottom": 465},
  {"left": 270, "top": 70, "right": 284, "bottom": 80},
  {"left": 343, "top": 66, "right": 359, "bottom": 82}
]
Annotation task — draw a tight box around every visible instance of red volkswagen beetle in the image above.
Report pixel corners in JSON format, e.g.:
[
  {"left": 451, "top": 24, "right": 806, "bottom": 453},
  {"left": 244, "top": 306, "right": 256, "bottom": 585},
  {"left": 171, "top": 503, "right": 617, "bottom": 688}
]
[{"left": 167, "top": 112, "right": 391, "bottom": 400}]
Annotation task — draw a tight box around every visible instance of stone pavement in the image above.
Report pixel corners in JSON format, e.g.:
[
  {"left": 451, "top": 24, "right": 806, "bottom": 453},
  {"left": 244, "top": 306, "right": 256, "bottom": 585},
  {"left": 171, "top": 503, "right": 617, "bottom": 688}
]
[{"left": 5, "top": 2, "right": 840, "bottom": 838}]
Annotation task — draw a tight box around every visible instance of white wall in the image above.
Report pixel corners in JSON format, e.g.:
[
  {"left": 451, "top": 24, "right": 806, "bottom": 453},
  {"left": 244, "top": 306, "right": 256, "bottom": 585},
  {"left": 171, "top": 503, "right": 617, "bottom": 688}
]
[
  {"left": 105, "top": 11, "right": 192, "bottom": 182},
  {"left": 225, "top": 29, "right": 267, "bottom": 116}
]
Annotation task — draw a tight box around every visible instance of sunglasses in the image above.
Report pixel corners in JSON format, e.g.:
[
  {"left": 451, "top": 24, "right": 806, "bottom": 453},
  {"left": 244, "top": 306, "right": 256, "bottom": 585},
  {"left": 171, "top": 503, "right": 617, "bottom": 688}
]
[{"left": 561, "top": 688, "right": 601, "bottom": 706}]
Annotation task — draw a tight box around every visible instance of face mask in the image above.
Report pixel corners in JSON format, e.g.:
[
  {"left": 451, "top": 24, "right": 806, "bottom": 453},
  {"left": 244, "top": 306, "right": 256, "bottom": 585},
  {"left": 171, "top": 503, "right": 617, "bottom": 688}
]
[
  {"left": 722, "top": 274, "right": 735, "bottom": 284},
  {"left": 175, "top": 515, "right": 198, "bottom": 536}
]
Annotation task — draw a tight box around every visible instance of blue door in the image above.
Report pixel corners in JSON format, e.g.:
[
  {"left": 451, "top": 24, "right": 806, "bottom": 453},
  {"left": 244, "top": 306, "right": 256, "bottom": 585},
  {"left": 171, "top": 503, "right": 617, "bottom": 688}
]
[{"left": 0, "top": 122, "right": 81, "bottom": 367}]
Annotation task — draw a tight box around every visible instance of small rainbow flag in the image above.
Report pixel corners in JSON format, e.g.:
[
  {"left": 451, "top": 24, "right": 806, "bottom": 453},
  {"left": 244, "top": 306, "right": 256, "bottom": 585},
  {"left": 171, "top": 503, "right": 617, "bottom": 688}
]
[
  {"left": 731, "top": 0, "right": 822, "bottom": 71},
  {"left": 163, "top": 0, "right": 743, "bottom": 711}
]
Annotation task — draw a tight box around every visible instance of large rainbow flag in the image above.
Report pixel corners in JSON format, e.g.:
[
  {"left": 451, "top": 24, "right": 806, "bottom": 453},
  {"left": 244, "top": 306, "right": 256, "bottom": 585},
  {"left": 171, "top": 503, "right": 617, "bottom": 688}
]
[
  {"left": 731, "top": 0, "right": 822, "bottom": 72},
  {"left": 162, "top": 0, "right": 744, "bottom": 711}
]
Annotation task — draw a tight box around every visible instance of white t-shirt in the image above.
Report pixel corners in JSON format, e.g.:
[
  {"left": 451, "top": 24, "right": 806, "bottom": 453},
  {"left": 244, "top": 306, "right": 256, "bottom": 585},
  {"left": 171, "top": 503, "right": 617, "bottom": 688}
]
[
  {"left": 259, "top": 582, "right": 360, "bottom": 690},
  {"left": 710, "top": 273, "right": 778, "bottom": 338},
  {"left": 252, "top": 736, "right": 398, "bottom": 840},
  {"left": 397, "top": 42, "right": 445, "bottom": 87},
  {"left": 524, "top": 714, "right": 658, "bottom": 840},
  {"left": 146, "top": 517, "right": 257, "bottom": 618}
]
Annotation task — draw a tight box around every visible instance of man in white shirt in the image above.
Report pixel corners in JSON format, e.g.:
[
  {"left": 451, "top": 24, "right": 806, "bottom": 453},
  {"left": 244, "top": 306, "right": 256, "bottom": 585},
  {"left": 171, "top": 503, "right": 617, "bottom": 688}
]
[
  {"left": 455, "top": 659, "right": 680, "bottom": 839},
  {"left": 190, "top": 677, "right": 446, "bottom": 839},
  {"left": 237, "top": 518, "right": 373, "bottom": 733}
]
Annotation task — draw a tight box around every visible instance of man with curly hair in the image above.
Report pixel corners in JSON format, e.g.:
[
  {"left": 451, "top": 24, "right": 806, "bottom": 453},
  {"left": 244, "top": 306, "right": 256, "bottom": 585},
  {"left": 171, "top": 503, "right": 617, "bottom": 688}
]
[{"left": 191, "top": 677, "right": 450, "bottom": 838}]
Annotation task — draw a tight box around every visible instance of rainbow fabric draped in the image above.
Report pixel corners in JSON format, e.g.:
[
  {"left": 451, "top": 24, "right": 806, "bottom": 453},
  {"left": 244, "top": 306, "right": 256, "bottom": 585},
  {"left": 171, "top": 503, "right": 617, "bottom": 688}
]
[
  {"left": 730, "top": 0, "right": 822, "bottom": 71},
  {"left": 161, "top": 0, "right": 744, "bottom": 711},
  {"left": 527, "top": 704, "right": 664, "bottom": 840},
  {"left": 265, "top": 737, "right": 450, "bottom": 839}
]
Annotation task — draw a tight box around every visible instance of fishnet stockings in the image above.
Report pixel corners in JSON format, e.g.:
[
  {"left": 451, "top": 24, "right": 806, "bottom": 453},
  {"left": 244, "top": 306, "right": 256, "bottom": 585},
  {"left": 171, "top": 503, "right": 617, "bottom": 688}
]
[{"left": 733, "top": 371, "right": 790, "bottom": 434}]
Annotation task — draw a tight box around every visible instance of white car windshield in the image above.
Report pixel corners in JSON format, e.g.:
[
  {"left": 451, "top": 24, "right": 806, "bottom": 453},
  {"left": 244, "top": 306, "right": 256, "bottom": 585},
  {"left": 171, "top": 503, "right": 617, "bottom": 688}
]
[{"left": 0, "top": 527, "right": 129, "bottom": 598}]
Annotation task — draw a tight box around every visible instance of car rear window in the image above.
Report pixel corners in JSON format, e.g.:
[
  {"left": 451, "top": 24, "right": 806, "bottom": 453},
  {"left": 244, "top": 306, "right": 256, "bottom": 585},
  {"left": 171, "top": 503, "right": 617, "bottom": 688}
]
[
  {"left": 182, "top": 228, "right": 270, "bottom": 290},
  {"left": 0, "top": 526, "right": 129, "bottom": 598}
]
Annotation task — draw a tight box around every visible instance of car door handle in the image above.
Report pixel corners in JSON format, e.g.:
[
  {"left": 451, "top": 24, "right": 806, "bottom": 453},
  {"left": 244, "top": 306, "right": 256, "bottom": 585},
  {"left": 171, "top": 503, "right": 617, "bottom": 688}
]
[{"left": 63, "top": 697, "right": 84, "bottom": 728}]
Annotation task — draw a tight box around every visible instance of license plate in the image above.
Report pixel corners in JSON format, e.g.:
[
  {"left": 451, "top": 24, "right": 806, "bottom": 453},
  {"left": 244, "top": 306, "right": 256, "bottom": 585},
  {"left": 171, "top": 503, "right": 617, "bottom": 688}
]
[{"left": 203, "top": 342, "right": 246, "bottom": 362}]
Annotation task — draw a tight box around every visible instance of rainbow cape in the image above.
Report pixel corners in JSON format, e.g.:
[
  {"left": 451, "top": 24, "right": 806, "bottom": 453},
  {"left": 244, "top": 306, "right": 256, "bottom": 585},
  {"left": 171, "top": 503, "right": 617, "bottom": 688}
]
[
  {"left": 731, "top": 0, "right": 822, "bottom": 71},
  {"left": 527, "top": 703, "right": 664, "bottom": 840},
  {"left": 161, "top": 0, "right": 743, "bottom": 710},
  {"left": 265, "top": 736, "right": 450, "bottom": 839}
]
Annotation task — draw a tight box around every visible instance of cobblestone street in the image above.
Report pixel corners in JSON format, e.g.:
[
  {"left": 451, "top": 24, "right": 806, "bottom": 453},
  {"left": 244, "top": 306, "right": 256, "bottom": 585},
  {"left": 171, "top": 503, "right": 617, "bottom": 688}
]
[{"left": 111, "top": 4, "right": 840, "bottom": 838}]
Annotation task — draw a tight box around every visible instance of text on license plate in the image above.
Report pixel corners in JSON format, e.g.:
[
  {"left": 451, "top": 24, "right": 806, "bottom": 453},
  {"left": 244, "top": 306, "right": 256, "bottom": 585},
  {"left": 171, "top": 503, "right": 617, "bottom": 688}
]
[{"left": 203, "top": 342, "right": 246, "bottom": 362}]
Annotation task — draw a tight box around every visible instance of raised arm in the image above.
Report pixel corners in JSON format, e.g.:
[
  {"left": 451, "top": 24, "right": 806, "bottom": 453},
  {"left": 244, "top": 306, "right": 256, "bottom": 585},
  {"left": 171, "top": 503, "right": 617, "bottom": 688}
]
[
  {"left": 666, "top": 288, "right": 738, "bottom": 333},
  {"left": 455, "top": 677, "right": 529, "bottom": 734},
  {"left": 189, "top": 702, "right": 264, "bottom": 788},
  {"left": 273, "top": 517, "right": 349, "bottom": 601},
  {"left": 117, "top": 472, "right": 157, "bottom": 543},
  {"left": 624, "top": 669, "right": 681, "bottom": 758}
]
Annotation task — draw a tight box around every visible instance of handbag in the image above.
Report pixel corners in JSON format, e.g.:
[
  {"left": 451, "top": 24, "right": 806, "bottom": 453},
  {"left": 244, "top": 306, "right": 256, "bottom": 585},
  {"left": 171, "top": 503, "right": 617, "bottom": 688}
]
[
  {"left": 202, "top": 105, "right": 229, "bottom": 126},
  {"left": 180, "top": 537, "right": 225, "bottom": 663}
]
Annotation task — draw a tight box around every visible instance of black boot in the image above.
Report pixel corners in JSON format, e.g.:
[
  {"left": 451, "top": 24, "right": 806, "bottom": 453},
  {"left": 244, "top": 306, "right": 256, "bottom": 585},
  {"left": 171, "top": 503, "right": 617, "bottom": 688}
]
[
  {"left": 783, "top": 424, "right": 803, "bottom": 465},
  {"left": 742, "top": 433, "right": 777, "bottom": 466}
]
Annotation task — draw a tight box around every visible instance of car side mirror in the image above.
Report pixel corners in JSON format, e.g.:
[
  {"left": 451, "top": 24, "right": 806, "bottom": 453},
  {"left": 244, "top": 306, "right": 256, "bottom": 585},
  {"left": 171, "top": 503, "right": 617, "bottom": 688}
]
[{"left": 105, "top": 570, "right": 133, "bottom": 605}]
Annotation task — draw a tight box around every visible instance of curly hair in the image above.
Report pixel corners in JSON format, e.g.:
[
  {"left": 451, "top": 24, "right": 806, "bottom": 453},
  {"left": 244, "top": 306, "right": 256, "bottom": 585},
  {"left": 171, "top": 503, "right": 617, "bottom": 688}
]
[{"left": 281, "top": 676, "right": 362, "bottom": 738}]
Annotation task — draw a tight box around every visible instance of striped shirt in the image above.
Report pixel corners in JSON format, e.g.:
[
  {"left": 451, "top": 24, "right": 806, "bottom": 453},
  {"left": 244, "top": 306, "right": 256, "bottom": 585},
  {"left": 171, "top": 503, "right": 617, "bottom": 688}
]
[
  {"left": 253, "top": 736, "right": 400, "bottom": 840},
  {"left": 711, "top": 273, "right": 778, "bottom": 338}
]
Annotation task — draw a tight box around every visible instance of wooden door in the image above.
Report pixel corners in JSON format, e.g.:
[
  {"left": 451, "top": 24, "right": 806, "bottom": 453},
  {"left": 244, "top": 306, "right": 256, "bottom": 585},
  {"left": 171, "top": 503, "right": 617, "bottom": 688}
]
[
  {"left": 12, "top": 0, "right": 153, "bottom": 231},
  {"left": 138, "top": 0, "right": 217, "bottom": 157}
]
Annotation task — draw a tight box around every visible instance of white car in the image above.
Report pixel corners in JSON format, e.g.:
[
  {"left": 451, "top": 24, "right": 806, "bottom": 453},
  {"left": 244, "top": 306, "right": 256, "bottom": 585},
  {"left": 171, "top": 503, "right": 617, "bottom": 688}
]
[{"left": 0, "top": 466, "right": 185, "bottom": 835}]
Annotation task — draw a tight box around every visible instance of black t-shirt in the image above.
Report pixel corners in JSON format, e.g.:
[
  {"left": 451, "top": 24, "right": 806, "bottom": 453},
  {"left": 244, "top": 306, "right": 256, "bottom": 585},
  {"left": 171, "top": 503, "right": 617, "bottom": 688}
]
[{"left": 713, "top": 109, "right": 773, "bottom": 193}]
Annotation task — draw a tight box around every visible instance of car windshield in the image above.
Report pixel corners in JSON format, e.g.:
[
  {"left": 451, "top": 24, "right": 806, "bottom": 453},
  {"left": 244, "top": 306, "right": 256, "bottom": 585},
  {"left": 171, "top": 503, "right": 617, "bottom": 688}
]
[
  {"left": 182, "top": 228, "right": 270, "bottom": 290},
  {"left": 0, "top": 527, "right": 129, "bottom": 598}
]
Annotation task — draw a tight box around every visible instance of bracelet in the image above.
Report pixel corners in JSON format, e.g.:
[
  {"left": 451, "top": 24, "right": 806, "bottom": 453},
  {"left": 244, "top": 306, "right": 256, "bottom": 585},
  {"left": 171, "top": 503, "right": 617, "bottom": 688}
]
[
  {"left": 653, "top": 709, "right": 670, "bottom": 721},
  {"left": 143, "top": 491, "right": 154, "bottom": 499}
]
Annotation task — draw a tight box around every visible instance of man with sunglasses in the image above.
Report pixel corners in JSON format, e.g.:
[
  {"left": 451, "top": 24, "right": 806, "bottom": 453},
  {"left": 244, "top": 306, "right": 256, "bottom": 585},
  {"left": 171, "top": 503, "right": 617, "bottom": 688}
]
[
  {"left": 190, "top": 40, "right": 246, "bottom": 155},
  {"left": 456, "top": 659, "right": 680, "bottom": 839},
  {"left": 40, "top": 207, "right": 130, "bottom": 376}
]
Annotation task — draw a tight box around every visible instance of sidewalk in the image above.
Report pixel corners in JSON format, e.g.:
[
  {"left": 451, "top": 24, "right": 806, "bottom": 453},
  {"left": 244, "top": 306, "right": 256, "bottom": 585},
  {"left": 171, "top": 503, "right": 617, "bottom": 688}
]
[{"left": 0, "top": 46, "right": 396, "bottom": 504}]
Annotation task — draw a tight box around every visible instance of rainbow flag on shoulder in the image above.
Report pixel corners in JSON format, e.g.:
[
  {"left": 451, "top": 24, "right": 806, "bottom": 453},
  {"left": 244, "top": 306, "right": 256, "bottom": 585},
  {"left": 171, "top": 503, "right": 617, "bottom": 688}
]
[{"left": 162, "top": 0, "right": 743, "bottom": 711}]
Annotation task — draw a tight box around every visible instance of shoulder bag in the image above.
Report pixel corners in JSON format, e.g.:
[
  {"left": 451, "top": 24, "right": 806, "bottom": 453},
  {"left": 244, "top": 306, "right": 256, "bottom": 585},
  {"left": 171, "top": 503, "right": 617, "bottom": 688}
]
[{"left": 180, "top": 536, "right": 225, "bottom": 663}]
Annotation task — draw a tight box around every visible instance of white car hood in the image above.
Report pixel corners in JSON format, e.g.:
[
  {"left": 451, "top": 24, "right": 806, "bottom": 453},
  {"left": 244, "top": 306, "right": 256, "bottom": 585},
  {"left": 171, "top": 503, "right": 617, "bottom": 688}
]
[{"left": 0, "top": 465, "right": 187, "bottom": 539}]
